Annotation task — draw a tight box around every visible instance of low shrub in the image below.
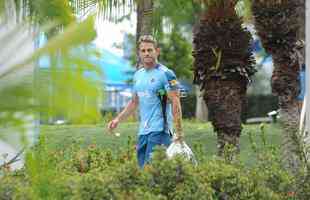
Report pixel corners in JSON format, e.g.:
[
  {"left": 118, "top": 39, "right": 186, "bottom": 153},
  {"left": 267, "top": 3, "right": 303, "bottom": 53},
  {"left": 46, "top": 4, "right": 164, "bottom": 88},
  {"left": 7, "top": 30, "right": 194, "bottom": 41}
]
[{"left": 0, "top": 133, "right": 308, "bottom": 200}]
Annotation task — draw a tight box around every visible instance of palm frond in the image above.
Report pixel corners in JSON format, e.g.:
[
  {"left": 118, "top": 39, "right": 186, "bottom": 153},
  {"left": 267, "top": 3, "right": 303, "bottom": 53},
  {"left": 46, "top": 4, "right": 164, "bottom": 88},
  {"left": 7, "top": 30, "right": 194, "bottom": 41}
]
[
  {"left": 1, "top": 16, "right": 96, "bottom": 80},
  {"left": 235, "top": 0, "right": 253, "bottom": 22},
  {"left": 0, "top": 15, "right": 102, "bottom": 126},
  {"left": 0, "top": 1, "right": 4, "bottom": 14},
  {"left": 70, "top": 0, "right": 135, "bottom": 22},
  {"left": 11, "top": 0, "right": 75, "bottom": 26}
]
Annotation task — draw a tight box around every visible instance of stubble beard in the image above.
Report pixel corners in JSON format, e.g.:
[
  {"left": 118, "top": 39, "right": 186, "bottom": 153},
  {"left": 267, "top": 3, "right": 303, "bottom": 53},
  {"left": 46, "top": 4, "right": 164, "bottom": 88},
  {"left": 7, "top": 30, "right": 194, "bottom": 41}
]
[{"left": 143, "top": 57, "right": 157, "bottom": 69}]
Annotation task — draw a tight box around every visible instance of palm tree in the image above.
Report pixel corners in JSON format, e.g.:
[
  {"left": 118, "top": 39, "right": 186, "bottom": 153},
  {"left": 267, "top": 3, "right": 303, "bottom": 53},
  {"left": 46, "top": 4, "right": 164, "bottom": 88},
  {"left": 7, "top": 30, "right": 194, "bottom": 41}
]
[
  {"left": 192, "top": 0, "right": 256, "bottom": 157},
  {"left": 136, "top": 0, "right": 153, "bottom": 41},
  {"left": 151, "top": 0, "right": 257, "bottom": 156},
  {"left": 153, "top": 1, "right": 210, "bottom": 122},
  {"left": 251, "top": 0, "right": 304, "bottom": 170},
  {"left": 304, "top": 0, "right": 310, "bottom": 166},
  {"left": 136, "top": 0, "right": 156, "bottom": 68},
  {"left": 70, "top": 0, "right": 154, "bottom": 68}
]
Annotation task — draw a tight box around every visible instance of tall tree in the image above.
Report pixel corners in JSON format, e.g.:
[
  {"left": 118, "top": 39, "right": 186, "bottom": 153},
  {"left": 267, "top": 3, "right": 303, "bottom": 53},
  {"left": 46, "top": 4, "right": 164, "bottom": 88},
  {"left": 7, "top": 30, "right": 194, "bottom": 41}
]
[
  {"left": 135, "top": 0, "right": 154, "bottom": 68},
  {"left": 136, "top": 0, "right": 153, "bottom": 41},
  {"left": 192, "top": 0, "right": 256, "bottom": 157},
  {"left": 153, "top": 0, "right": 208, "bottom": 121},
  {"left": 252, "top": 0, "right": 304, "bottom": 171},
  {"left": 305, "top": 0, "right": 310, "bottom": 164},
  {"left": 152, "top": 0, "right": 257, "bottom": 155}
]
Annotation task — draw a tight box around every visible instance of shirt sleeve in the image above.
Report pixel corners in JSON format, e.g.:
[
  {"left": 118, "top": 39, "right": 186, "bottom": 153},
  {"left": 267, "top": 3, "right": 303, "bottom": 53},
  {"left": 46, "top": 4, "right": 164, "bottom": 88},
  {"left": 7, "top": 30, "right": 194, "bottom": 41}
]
[{"left": 163, "top": 69, "right": 179, "bottom": 91}]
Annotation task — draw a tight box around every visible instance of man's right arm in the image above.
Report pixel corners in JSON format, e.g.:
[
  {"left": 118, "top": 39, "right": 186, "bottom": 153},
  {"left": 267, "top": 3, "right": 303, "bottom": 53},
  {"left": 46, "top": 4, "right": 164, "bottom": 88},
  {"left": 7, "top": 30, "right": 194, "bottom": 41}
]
[
  {"left": 107, "top": 94, "right": 139, "bottom": 131},
  {"left": 115, "top": 94, "right": 139, "bottom": 122}
]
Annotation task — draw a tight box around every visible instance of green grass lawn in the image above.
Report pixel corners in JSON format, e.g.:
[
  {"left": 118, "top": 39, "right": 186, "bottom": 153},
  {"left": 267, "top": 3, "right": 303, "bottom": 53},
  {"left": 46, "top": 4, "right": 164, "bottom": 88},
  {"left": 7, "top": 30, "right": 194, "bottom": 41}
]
[{"left": 41, "top": 121, "right": 283, "bottom": 165}]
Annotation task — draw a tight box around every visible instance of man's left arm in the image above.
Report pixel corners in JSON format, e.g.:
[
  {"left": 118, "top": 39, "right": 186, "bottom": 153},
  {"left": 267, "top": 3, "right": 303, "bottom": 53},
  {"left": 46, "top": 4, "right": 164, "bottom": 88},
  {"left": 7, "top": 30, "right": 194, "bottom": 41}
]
[{"left": 167, "top": 90, "right": 183, "bottom": 142}]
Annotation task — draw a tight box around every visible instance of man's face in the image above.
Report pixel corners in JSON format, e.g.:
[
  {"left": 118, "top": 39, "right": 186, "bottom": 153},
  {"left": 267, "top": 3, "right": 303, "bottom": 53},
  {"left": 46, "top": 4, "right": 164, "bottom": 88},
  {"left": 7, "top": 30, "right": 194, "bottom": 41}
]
[{"left": 139, "top": 42, "right": 160, "bottom": 69}]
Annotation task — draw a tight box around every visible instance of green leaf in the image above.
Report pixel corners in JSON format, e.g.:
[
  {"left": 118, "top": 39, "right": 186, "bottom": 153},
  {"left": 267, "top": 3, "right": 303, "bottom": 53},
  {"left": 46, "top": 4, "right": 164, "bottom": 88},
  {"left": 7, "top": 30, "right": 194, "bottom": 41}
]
[
  {"left": 0, "top": 15, "right": 96, "bottom": 80},
  {"left": 1, "top": 14, "right": 102, "bottom": 127},
  {"left": 215, "top": 49, "right": 222, "bottom": 71},
  {"left": 0, "top": 1, "right": 4, "bottom": 14}
]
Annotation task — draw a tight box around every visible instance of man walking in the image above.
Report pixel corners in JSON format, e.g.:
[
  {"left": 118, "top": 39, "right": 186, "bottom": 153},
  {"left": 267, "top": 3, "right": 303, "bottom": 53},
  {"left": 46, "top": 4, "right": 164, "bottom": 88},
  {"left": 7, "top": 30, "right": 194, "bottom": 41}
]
[{"left": 107, "top": 35, "right": 184, "bottom": 167}]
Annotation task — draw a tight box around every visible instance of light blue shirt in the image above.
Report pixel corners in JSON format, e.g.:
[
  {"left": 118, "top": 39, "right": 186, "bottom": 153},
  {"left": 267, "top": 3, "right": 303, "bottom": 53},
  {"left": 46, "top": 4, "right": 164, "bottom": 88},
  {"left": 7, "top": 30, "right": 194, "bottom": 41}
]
[
  {"left": 297, "top": 68, "right": 306, "bottom": 100},
  {"left": 133, "top": 63, "right": 179, "bottom": 135}
]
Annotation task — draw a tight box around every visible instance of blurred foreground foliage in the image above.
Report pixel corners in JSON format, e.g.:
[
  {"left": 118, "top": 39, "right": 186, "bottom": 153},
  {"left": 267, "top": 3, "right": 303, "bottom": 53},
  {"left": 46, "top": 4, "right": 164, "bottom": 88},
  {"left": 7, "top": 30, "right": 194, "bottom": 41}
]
[
  {"left": 1, "top": 130, "right": 309, "bottom": 200},
  {"left": 0, "top": 14, "right": 103, "bottom": 131}
]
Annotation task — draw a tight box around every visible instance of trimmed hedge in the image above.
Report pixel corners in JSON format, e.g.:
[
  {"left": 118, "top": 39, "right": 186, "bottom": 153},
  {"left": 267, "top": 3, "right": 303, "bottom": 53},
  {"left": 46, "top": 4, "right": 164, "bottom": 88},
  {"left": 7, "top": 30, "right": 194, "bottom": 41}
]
[
  {"left": 181, "top": 94, "right": 278, "bottom": 120},
  {"left": 243, "top": 94, "right": 279, "bottom": 119},
  {"left": 180, "top": 94, "right": 196, "bottom": 119}
]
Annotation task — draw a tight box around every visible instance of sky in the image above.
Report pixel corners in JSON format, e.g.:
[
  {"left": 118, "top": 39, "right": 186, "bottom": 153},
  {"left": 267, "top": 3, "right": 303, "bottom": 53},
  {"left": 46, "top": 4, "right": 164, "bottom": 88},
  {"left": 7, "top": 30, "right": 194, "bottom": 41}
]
[
  {"left": 93, "top": 13, "right": 273, "bottom": 76},
  {"left": 94, "top": 13, "right": 136, "bottom": 57}
]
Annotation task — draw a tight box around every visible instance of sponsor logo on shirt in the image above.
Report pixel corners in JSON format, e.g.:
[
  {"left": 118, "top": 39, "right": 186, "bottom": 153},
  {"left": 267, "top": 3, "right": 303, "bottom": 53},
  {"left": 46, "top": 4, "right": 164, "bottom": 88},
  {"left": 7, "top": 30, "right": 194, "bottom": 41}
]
[{"left": 169, "top": 79, "right": 178, "bottom": 86}]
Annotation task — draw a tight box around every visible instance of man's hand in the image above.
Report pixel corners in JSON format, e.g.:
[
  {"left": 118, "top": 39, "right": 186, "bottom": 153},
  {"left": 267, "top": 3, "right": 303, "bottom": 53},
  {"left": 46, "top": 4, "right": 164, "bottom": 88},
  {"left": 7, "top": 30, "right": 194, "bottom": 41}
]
[
  {"left": 107, "top": 118, "right": 119, "bottom": 133},
  {"left": 106, "top": 95, "right": 138, "bottom": 134},
  {"left": 173, "top": 134, "right": 183, "bottom": 143}
]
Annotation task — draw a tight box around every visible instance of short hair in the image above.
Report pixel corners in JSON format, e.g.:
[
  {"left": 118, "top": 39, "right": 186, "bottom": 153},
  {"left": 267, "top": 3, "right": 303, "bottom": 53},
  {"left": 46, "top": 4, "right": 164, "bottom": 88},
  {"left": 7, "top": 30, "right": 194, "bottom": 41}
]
[{"left": 138, "top": 35, "right": 158, "bottom": 48}]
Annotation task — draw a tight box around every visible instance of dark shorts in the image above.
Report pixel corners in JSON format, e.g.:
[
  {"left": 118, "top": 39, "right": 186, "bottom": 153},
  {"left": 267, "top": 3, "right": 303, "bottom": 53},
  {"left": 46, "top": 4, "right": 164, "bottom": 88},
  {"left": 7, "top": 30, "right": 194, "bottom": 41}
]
[{"left": 137, "top": 131, "right": 172, "bottom": 167}]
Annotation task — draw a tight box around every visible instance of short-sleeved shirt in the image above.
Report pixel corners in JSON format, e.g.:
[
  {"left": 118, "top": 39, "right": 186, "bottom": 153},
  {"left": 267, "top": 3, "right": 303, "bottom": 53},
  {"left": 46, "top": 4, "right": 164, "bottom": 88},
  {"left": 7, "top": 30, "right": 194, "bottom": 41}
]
[{"left": 133, "top": 63, "right": 179, "bottom": 135}]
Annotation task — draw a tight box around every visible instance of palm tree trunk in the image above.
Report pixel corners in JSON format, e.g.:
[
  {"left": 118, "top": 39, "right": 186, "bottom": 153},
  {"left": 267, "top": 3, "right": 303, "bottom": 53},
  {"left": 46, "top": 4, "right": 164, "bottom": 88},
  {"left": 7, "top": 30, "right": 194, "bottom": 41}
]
[
  {"left": 193, "top": 1, "right": 256, "bottom": 158},
  {"left": 136, "top": 0, "right": 153, "bottom": 41},
  {"left": 306, "top": 0, "right": 310, "bottom": 136},
  {"left": 297, "top": 0, "right": 305, "bottom": 64},
  {"left": 252, "top": 0, "right": 303, "bottom": 171},
  {"left": 136, "top": 0, "right": 153, "bottom": 68},
  {"left": 195, "top": 86, "right": 208, "bottom": 122},
  {"left": 137, "top": 0, "right": 153, "bottom": 38},
  {"left": 303, "top": 0, "right": 310, "bottom": 164},
  {"left": 203, "top": 80, "right": 246, "bottom": 156}
]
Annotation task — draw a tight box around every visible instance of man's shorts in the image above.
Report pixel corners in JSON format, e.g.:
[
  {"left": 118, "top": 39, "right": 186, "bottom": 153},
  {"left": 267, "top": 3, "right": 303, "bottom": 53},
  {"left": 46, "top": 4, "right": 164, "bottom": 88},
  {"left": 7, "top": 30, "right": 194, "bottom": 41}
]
[{"left": 137, "top": 131, "right": 172, "bottom": 168}]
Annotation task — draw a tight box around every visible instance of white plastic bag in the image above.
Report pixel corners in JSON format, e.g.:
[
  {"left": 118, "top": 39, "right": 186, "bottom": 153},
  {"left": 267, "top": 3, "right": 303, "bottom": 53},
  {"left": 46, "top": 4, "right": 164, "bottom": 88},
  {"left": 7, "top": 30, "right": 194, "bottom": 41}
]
[{"left": 166, "top": 141, "right": 197, "bottom": 165}]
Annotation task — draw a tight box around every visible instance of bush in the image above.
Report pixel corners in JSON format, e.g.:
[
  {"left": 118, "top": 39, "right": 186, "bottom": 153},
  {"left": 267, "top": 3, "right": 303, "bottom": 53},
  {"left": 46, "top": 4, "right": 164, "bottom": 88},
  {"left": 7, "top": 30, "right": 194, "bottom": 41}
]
[
  {"left": 180, "top": 93, "right": 279, "bottom": 120},
  {"left": 0, "top": 174, "right": 24, "bottom": 200},
  {"left": 1, "top": 134, "right": 307, "bottom": 200},
  {"left": 180, "top": 93, "right": 196, "bottom": 119}
]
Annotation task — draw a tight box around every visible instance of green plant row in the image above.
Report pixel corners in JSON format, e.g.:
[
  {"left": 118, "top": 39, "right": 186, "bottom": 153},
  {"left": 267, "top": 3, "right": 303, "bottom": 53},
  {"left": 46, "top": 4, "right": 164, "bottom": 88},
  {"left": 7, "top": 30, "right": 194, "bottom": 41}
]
[{"left": 1, "top": 127, "right": 309, "bottom": 200}]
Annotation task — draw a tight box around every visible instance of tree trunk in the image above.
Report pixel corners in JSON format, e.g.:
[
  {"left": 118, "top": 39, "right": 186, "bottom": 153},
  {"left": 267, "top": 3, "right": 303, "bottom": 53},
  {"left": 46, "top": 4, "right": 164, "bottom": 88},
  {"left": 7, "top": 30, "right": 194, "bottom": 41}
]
[
  {"left": 306, "top": 0, "right": 310, "bottom": 133},
  {"left": 298, "top": 0, "right": 305, "bottom": 64},
  {"left": 272, "top": 30, "right": 302, "bottom": 174},
  {"left": 195, "top": 86, "right": 208, "bottom": 122},
  {"left": 204, "top": 80, "right": 246, "bottom": 157},
  {"left": 252, "top": 0, "right": 303, "bottom": 172},
  {"left": 304, "top": 0, "right": 310, "bottom": 163},
  {"left": 136, "top": 0, "right": 153, "bottom": 69},
  {"left": 136, "top": 0, "right": 153, "bottom": 43},
  {"left": 193, "top": 2, "right": 256, "bottom": 158}
]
